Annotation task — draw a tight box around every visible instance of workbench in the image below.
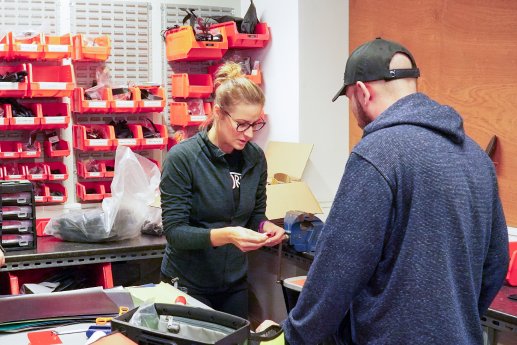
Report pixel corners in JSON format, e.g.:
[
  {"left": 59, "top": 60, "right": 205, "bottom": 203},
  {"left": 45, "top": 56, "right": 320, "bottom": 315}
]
[
  {"left": 1, "top": 235, "right": 166, "bottom": 272},
  {"left": 0, "top": 235, "right": 167, "bottom": 294}
]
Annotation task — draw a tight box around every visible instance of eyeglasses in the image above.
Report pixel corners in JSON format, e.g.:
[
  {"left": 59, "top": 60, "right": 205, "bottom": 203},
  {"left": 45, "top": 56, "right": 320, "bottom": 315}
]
[{"left": 221, "top": 108, "right": 266, "bottom": 132}]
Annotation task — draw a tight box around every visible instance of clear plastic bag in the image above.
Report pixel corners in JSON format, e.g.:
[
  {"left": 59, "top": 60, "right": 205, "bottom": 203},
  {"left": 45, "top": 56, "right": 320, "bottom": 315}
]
[
  {"left": 85, "top": 66, "right": 113, "bottom": 100},
  {"left": 44, "top": 146, "right": 161, "bottom": 242}
]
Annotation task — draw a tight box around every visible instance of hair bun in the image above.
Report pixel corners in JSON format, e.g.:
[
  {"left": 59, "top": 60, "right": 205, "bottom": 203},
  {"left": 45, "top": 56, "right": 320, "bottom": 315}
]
[{"left": 214, "top": 62, "right": 244, "bottom": 87}]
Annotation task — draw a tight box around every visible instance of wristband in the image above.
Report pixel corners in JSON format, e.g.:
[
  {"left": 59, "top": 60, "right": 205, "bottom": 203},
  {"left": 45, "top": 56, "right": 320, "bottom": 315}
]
[{"left": 258, "top": 220, "right": 268, "bottom": 233}]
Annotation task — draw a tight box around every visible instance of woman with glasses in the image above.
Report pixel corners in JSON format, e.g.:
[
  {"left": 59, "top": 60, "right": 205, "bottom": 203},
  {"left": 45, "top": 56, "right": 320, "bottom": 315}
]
[{"left": 160, "top": 62, "right": 286, "bottom": 319}]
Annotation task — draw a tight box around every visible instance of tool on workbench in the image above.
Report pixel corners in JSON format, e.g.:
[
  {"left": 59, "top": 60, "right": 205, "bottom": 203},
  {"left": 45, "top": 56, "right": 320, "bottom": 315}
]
[{"left": 283, "top": 210, "right": 324, "bottom": 253}]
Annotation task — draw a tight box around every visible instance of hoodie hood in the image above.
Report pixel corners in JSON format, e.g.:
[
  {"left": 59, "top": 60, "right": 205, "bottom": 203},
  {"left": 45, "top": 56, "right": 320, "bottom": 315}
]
[{"left": 363, "top": 93, "right": 465, "bottom": 144}]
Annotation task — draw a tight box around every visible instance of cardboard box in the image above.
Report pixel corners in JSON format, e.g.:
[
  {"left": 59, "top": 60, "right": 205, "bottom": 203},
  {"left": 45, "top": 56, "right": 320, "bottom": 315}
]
[{"left": 265, "top": 141, "right": 322, "bottom": 220}]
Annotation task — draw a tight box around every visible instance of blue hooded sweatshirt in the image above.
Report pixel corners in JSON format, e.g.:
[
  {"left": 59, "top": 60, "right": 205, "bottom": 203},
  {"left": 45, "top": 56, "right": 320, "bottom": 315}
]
[{"left": 282, "top": 93, "right": 509, "bottom": 345}]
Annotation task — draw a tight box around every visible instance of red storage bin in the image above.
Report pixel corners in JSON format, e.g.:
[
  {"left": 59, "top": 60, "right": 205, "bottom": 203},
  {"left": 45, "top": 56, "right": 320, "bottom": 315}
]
[
  {"left": 165, "top": 26, "right": 228, "bottom": 62},
  {"left": 109, "top": 87, "right": 138, "bottom": 113},
  {"left": 39, "top": 102, "right": 71, "bottom": 129},
  {"left": 9, "top": 103, "right": 41, "bottom": 130},
  {"left": 114, "top": 124, "right": 142, "bottom": 149},
  {"left": 0, "top": 64, "right": 28, "bottom": 97},
  {"left": 20, "top": 141, "right": 42, "bottom": 158},
  {"left": 0, "top": 141, "right": 22, "bottom": 158},
  {"left": 103, "top": 181, "right": 112, "bottom": 198},
  {"left": 507, "top": 242, "right": 517, "bottom": 286},
  {"left": 44, "top": 139, "right": 70, "bottom": 157},
  {"left": 139, "top": 123, "right": 168, "bottom": 150},
  {"left": 36, "top": 218, "right": 51, "bottom": 237},
  {"left": 27, "top": 64, "right": 75, "bottom": 98},
  {"left": 73, "top": 124, "right": 115, "bottom": 151},
  {"left": 137, "top": 86, "right": 166, "bottom": 112},
  {"left": 4, "top": 263, "right": 113, "bottom": 295},
  {"left": 77, "top": 159, "right": 105, "bottom": 179},
  {"left": 46, "top": 183, "right": 67, "bottom": 203},
  {"left": 73, "top": 87, "right": 110, "bottom": 113},
  {"left": 171, "top": 73, "right": 213, "bottom": 98},
  {"left": 33, "top": 183, "right": 48, "bottom": 203},
  {"left": 210, "top": 22, "right": 270, "bottom": 49},
  {"left": 23, "top": 162, "right": 47, "bottom": 180},
  {"left": 2, "top": 163, "right": 25, "bottom": 180},
  {"left": 11, "top": 33, "right": 44, "bottom": 60},
  {"left": 73, "top": 34, "right": 111, "bottom": 61},
  {"left": 169, "top": 101, "right": 211, "bottom": 127},
  {"left": 46, "top": 162, "right": 68, "bottom": 181},
  {"left": 102, "top": 160, "right": 116, "bottom": 178},
  {"left": 43, "top": 34, "right": 73, "bottom": 60},
  {"left": 0, "top": 32, "right": 12, "bottom": 59},
  {"left": 76, "top": 181, "right": 106, "bottom": 201},
  {"left": 0, "top": 104, "right": 9, "bottom": 130}
]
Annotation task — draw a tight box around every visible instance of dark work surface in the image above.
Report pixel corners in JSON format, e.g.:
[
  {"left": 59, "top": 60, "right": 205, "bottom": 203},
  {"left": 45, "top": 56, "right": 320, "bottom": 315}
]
[
  {"left": 4, "top": 235, "right": 167, "bottom": 263},
  {"left": 486, "top": 284, "right": 517, "bottom": 324}
]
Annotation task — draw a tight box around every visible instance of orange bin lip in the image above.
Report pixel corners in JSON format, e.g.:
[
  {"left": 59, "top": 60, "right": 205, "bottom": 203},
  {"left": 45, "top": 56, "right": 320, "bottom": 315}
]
[
  {"left": 43, "top": 140, "right": 70, "bottom": 158},
  {"left": 137, "top": 86, "right": 166, "bottom": 112},
  {"left": 169, "top": 101, "right": 211, "bottom": 127},
  {"left": 39, "top": 102, "right": 71, "bottom": 129},
  {"left": 171, "top": 73, "right": 213, "bottom": 99},
  {"left": 27, "top": 64, "right": 76, "bottom": 98},
  {"left": 73, "top": 124, "right": 115, "bottom": 151},
  {"left": 73, "top": 87, "right": 111, "bottom": 113},
  {"left": 0, "top": 31, "right": 13, "bottom": 59},
  {"left": 165, "top": 26, "right": 228, "bottom": 62},
  {"left": 0, "top": 64, "right": 29, "bottom": 98},
  {"left": 72, "top": 34, "right": 111, "bottom": 61},
  {"left": 77, "top": 160, "right": 106, "bottom": 179},
  {"left": 43, "top": 34, "right": 73, "bottom": 60},
  {"left": 210, "top": 21, "right": 270, "bottom": 49},
  {"left": 11, "top": 32, "right": 44, "bottom": 60}
]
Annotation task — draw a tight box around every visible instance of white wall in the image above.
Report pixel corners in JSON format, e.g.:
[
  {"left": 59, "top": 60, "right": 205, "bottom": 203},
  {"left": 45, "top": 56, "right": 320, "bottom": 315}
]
[
  {"left": 240, "top": 0, "right": 301, "bottom": 146},
  {"left": 243, "top": 0, "right": 350, "bottom": 205},
  {"left": 298, "top": 0, "right": 348, "bottom": 204}
]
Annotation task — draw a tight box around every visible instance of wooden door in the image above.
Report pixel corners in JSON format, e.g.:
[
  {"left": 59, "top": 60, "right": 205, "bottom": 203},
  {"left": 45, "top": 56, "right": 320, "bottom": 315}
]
[{"left": 349, "top": 0, "right": 517, "bottom": 226}]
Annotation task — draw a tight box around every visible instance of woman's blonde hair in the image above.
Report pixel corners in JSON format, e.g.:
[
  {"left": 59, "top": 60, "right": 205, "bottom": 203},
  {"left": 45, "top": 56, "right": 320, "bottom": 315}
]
[{"left": 200, "top": 61, "right": 264, "bottom": 130}]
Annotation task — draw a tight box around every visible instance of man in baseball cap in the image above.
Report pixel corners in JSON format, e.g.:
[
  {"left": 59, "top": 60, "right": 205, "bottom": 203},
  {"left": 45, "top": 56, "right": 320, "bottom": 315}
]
[
  {"left": 332, "top": 37, "right": 420, "bottom": 102},
  {"left": 276, "top": 37, "right": 508, "bottom": 345}
]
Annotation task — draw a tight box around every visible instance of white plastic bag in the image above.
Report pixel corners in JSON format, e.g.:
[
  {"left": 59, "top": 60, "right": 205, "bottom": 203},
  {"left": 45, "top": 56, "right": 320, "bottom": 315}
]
[{"left": 44, "top": 146, "right": 161, "bottom": 242}]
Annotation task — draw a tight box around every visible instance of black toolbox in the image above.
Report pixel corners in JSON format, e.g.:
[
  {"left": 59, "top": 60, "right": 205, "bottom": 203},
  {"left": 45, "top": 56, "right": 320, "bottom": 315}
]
[
  {"left": 0, "top": 180, "right": 37, "bottom": 251},
  {"left": 111, "top": 303, "right": 250, "bottom": 345}
]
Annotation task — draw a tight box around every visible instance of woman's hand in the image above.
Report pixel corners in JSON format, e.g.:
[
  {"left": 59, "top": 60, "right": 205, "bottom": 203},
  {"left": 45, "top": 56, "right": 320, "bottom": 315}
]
[
  {"left": 261, "top": 221, "right": 287, "bottom": 247},
  {"left": 211, "top": 227, "right": 268, "bottom": 252}
]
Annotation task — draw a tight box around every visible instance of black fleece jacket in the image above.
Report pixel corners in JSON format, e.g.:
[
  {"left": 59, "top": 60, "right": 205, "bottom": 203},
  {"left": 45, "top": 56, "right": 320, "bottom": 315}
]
[{"left": 160, "top": 131, "right": 267, "bottom": 294}]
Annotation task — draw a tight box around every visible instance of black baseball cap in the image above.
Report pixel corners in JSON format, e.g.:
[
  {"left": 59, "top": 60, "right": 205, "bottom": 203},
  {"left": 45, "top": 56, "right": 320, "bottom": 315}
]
[{"left": 332, "top": 37, "right": 420, "bottom": 102}]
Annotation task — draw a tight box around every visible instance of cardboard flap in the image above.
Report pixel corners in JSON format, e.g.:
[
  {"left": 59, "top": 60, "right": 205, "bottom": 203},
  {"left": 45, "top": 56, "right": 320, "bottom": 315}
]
[
  {"left": 265, "top": 142, "right": 313, "bottom": 180},
  {"left": 266, "top": 182, "right": 322, "bottom": 220}
]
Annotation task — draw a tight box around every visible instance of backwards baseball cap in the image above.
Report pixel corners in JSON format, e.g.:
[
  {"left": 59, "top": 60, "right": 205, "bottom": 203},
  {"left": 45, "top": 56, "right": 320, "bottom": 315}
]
[{"left": 332, "top": 37, "right": 420, "bottom": 102}]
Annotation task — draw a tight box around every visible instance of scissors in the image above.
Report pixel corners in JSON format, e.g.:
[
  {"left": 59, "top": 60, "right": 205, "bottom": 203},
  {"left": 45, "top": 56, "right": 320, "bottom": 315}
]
[{"left": 95, "top": 306, "right": 129, "bottom": 325}]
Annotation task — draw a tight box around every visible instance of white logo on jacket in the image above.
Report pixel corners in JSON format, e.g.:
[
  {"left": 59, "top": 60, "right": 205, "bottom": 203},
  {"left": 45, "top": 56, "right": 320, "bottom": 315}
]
[{"left": 230, "top": 172, "right": 241, "bottom": 189}]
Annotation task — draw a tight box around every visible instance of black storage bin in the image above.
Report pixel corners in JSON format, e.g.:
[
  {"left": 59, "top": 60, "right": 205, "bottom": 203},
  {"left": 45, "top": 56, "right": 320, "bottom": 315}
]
[
  {"left": 0, "top": 180, "right": 37, "bottom": 251},
  {"left": 111, "top": 303, "right": 250, "bottom": 345},
  {"left": 280, "top": 276, "right": 306, "bottom": 313}
]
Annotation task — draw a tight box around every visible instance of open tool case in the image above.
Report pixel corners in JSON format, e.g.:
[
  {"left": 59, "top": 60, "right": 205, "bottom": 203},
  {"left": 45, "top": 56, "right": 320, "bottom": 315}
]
[{"left": 111, "top": 303, "right": 250, "bottom": 344}]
